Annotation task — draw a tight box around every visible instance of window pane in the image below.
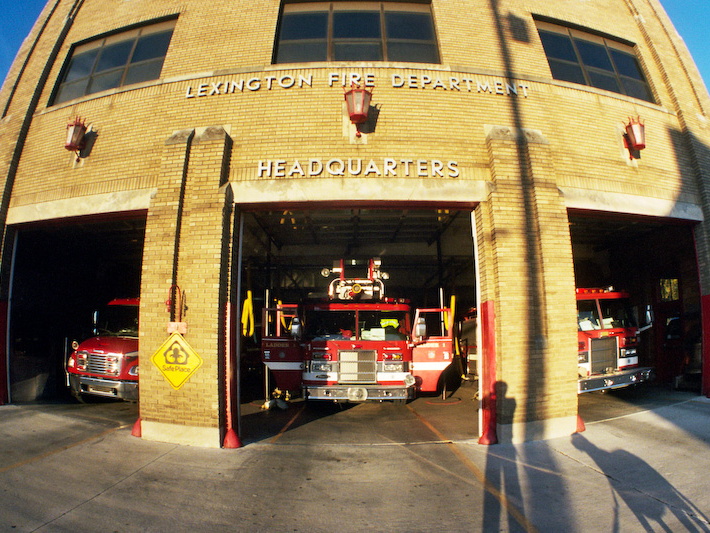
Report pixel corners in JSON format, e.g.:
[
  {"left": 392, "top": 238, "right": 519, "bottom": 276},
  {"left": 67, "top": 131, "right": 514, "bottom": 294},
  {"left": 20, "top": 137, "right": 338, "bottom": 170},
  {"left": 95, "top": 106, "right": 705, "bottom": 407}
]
[
  {"left": 124, "top": 59, "right": 163, "bottom": 85},
  {"left": 334, "top": 42, "right": 382, "bottom": 61},
  {"left": 621, "top": 78, "right": 653, "bottom": 101},
  {"left": 610, "top": 49, "right": 644, "bottom": 80},
  {"left": 548, "top": 60, "right": 586, "bottom": 85},
  {"left": 386, "top": 12, "right": 434, "bottom": 40},
  {"left": 587, "top": 70, "right": 620, "bottom": 92},
  {"left": 660, "top": 279, "right": 680, "bottom": 301},
  {"left": 53, "top": 21, "right": 174, "bottom": 105},
  {"left": 388, "top": 42, "right": 438, "bottom": 63},
  {"left": 275, "top": 3, "right": 439, "bottom": 65},
  {"left": 55, "top": 79, "right": 90, "bottom": 103},
  {"left": 95, "top": 40, "right": 133, "bottom": 73},
  {"left": 276, "top": 42, "right": 327, "bottom": 63},
  {"left": 87, "top": 69, "right": 123, "bottom": 94},
  {"left": 538, "top": 23, "right": 653, "bottom": 103},
  {"left": 131, "top": 31, "right": 172, "bottom": 63},
  {"left": 575, "top": 40, "right": 613, "bottom": 71},
  {"left": 280, "top": 12, "right": 328, "bottom": 40},
  {"left": 64, "top": 49, "right": 99, "bottom": 82},
  {"left": 539, "top": 31, "right": 577, "bottom": 62},
  {"left": 333, "top": 12, "right": 380, "bottom": 39}
]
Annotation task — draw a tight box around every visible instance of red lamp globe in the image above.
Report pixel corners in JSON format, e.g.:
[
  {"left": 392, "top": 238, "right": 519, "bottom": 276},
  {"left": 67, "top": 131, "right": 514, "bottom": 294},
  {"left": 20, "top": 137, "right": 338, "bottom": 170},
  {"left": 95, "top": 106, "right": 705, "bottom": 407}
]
[
  {"left": 65, "top": 116, "right": 87, "bottom": 152},
  {"left": 625, "top": 116, "right": 645, "bottom": 151},
  {"left": 344, "top": 84, "right": 373, "bottom": 125}
]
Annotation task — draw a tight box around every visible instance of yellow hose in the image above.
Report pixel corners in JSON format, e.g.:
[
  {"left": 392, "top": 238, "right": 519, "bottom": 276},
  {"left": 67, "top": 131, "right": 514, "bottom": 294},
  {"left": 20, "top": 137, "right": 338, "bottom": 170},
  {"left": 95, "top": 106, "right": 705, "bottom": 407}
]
[{"left": 444, "top": 294, "right": 456, "bottom": 334}]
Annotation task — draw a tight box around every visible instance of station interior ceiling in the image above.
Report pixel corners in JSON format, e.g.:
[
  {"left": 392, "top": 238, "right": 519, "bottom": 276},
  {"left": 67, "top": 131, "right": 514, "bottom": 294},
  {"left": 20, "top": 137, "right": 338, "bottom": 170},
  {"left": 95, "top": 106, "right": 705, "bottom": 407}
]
[
  {"left": 10, "top": 208, "right": 691, "bottom": 325},
  {"left": 240, "top": 207, "right": 477, "bottom": 311}
]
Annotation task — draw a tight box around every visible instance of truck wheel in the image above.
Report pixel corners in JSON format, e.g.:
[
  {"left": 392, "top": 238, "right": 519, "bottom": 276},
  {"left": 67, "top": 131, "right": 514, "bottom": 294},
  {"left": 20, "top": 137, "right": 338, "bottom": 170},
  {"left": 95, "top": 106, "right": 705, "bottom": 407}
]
[{"left": 71, "top": 390, "right": 87, "bottom": 403}]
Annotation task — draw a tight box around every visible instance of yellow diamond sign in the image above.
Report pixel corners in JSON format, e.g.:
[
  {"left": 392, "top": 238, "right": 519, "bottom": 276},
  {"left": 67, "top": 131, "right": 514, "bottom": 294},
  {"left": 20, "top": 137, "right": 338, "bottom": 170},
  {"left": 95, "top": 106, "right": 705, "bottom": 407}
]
[{"left": 151, "top": 332, "right": 203, "bottom": 390}]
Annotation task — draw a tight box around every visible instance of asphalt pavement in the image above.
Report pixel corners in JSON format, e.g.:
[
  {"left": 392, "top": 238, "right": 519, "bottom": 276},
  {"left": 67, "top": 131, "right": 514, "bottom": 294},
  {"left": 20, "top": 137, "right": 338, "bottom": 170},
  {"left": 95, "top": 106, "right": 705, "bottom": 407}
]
[{"left": 1, "top": 384, "right": 709, "bottom": 532}]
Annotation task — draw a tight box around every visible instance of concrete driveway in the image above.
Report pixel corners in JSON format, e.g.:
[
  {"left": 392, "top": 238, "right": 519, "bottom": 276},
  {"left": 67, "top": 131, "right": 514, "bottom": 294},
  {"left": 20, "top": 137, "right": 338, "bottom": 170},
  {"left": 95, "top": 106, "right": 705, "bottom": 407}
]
[{"left": 1, "top": 383, "right": 708, "bottom": 532}]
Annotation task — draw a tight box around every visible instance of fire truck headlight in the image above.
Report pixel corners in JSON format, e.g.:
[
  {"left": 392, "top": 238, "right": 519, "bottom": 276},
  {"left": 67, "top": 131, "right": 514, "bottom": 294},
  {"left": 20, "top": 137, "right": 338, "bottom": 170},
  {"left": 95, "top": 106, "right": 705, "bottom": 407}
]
[
  {"left": 67, "top": 354, "right": 76, "bottom": 368},
  {"left": 404, "top": 374, "right": 416, "bottom": 387},
  {"left": 578, "top": 351, "right": 589, "bottom": 364},
  {"left": 383, "top": 361, "right": 404, "bottom": 372},
  {"left": 622, "top": 348, "right": 636, "bottom": 357},
  {"left": 129, "top": 365, "right": 139, "bottom": 376},
  {"left": 311, "top": 361, "right": 331, "bottom": 372}
]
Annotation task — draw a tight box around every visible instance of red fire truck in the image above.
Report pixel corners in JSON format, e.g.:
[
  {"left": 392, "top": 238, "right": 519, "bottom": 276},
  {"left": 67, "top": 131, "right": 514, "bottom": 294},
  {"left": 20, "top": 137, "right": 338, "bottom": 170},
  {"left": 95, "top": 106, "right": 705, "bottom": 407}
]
[
  {"left": 66, "top": 298, "right": 139, "bottom": 401},
  {"left": 577, "top": 287, "right": 653, "bottom": 393},
  {"left": 261, "top": 259, "right": 457, "bottom": 403}
]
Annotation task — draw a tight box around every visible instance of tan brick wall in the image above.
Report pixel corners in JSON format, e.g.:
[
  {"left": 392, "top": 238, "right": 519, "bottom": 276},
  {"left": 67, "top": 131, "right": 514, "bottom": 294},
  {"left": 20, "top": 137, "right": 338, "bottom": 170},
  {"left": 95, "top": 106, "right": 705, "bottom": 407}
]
[
  {"left": 1, "top": 0, "right": 709, "bottom": 443},
  {"left": 138, "top": 127, "right": 233, "bottom": 444}
]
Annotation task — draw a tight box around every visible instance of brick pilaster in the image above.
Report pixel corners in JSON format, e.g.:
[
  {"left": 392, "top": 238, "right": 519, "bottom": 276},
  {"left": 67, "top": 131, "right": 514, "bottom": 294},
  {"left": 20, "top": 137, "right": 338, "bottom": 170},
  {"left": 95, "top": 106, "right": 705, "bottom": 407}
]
[
  {"left": 139, "top": 126, "right": 233, "bottom": 447},
  {"left": 478, "top": 125, "right": 578, "bottom": 443}
]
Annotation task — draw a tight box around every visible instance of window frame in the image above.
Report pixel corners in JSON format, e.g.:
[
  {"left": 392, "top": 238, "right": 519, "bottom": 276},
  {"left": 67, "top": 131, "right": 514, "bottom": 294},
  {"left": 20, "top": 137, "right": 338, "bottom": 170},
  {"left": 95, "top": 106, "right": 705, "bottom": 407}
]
[
  {"left": 52, "top": 17, "right": 177, "bottom": 105},
  {"left": 535, "top": 19, "right": 654, "bottom": 103},
  {"left": 274, "top": 1, "right": 440, "bottom": 65}
]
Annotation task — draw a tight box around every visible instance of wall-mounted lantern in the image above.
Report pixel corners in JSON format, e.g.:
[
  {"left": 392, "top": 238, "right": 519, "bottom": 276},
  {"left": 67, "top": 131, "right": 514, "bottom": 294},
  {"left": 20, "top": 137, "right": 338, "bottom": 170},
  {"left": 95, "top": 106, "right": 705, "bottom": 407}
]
[
  {"left": 344, "top": 83, "right": 373, "bottom": 137},
  {"left": 624, "top": 116, "right": 645, "bottom": 159},
  {"left": 65, "top": 116, "right": 87, "bottom": 160}
]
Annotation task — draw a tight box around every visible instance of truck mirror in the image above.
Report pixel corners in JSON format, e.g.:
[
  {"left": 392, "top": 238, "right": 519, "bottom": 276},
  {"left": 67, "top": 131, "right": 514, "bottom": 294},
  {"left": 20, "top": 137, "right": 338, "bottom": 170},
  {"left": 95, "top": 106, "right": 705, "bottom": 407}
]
[
  {"left": 291, "top": 317, "right": 302, "bottom": 339},
  {"left": 414, "top": 317, "right": 427, "bottom": 339},
  {"left": 636, "top": 304, "right": 654, "bottom": 334},
  {"left": 645, "top": 305, "right": 654, "bottom": 326}
]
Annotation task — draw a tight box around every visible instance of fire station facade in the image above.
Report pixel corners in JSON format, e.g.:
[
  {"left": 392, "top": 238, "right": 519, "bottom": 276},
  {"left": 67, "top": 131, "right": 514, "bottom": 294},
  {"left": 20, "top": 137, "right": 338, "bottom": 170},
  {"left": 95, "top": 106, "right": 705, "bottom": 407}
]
[{"left": 1, "top": 0, "right": 709, "bottom": 447}]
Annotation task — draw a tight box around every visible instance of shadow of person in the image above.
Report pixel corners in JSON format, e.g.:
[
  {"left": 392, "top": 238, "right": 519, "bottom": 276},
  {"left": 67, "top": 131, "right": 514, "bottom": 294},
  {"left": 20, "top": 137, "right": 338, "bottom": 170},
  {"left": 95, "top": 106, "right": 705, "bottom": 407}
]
[
  {"left": 482, "top": 382, "right": 523, "bottom": 530},
  {"left": 482, "top": 382, "right": 577, "bottom": 531},
  {"left": 571, "top": 433, "right": 710, "bottom": 532}
]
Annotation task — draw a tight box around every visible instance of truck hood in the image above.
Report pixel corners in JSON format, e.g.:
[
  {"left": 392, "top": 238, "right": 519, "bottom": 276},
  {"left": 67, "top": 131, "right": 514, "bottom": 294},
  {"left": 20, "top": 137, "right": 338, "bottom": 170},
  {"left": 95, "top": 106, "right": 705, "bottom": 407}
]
[{"left": 76, "top": 335, "right": 138, "bottom": 356}]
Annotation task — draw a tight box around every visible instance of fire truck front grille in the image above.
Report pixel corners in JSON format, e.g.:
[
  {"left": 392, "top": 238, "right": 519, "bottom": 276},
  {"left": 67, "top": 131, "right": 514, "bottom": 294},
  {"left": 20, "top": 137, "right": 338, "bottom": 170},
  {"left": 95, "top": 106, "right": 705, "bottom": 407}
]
[
  {"left": 338, "top": 350, "right": 377, "bottom": 383},
  {"left": 590, "top": 337, "right": 617, "bottom": 374},
  {"left": 84, "top": 352, "right": 121, "bottom": 376}
]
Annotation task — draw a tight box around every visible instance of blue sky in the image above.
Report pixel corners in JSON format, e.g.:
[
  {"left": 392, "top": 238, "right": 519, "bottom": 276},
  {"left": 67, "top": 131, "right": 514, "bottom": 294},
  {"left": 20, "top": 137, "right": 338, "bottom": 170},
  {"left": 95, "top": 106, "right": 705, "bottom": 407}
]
[{"left": 0, "top": 1, "right": 708, "bottom": 89}]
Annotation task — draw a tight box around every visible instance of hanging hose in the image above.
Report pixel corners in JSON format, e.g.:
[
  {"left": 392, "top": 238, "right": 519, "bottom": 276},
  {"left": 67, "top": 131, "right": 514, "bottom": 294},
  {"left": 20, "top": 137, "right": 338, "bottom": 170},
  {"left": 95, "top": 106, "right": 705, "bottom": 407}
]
[
  {"left": 241, "top": 290, "right": 254, "bottom": 337},
  {"left": 449, "top": 294, "right": 456, "bottom": 334}
]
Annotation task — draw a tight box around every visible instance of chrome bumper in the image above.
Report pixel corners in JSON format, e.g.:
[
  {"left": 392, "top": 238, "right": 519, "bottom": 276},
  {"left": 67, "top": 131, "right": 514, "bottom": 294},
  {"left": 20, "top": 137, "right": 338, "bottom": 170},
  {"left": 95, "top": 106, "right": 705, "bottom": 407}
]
[
  {"left": 69, "top": 374, "right": 139, "bottom": 401},
  {"left": 578, "top": 367, "right": 653, "bottom": 393},
  {"left": 305, "top": 384, "right": 415, "bottom": 402}
]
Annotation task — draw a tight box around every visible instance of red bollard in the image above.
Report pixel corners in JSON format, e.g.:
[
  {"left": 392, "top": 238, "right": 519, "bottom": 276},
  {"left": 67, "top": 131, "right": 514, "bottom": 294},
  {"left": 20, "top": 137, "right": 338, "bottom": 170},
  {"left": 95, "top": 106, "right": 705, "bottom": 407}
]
[{"left": 131, "top": 417, "right": 142, "bottom": 437}]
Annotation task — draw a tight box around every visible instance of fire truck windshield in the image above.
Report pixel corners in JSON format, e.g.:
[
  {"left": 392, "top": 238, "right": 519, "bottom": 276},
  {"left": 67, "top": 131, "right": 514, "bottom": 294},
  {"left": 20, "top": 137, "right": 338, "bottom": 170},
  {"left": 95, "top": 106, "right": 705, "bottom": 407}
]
[
  {"left": 599, "top": 299, "right": 636, "bottom": 329},
  {"left": 577, "top": 299, "right": 636, "bottom": 331},
  {"left": 95, "top": 305, "right": 139, "bottom": 337},
  {"left": 305, "top": 309, "right": 409, "bottom": 341}
]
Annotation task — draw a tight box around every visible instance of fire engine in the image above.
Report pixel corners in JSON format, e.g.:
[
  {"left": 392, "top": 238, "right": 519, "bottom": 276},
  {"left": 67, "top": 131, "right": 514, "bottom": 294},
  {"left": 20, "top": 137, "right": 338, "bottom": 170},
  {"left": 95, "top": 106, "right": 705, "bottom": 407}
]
[
  {"left": 66, "top": 298, "right": 139, "bottom": 401},
  {"left": 260, "top": 259, "right": 457, "bottom": 403},
  {"left": 577, "top": 287, "right": 653, "bottom": 393}
]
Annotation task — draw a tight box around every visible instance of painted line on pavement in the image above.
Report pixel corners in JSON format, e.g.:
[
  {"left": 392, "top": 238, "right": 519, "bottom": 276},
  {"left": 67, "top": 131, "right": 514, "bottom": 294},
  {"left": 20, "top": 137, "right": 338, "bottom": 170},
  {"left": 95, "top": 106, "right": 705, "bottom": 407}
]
[
  {"left": 268, "top": 403, "right": 306, "bottom": 443},
  {"left": 407, "top": 404, "right": 539, "bottom": 533}
]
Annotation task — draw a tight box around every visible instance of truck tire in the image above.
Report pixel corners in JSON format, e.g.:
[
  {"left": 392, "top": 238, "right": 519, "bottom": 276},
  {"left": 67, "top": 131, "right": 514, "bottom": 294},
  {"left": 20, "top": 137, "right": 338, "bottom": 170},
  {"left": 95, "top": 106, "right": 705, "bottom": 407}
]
[{"left": 71, "top": 390, "right": 87, "bottom": 403}]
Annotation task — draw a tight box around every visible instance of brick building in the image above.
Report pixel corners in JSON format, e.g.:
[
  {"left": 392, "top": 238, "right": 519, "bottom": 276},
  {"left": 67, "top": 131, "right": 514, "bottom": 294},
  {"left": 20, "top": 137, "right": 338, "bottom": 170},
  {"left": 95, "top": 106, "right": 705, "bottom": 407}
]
[{"left": 0, "top": 0, "right": 708, "bottom": 447}]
